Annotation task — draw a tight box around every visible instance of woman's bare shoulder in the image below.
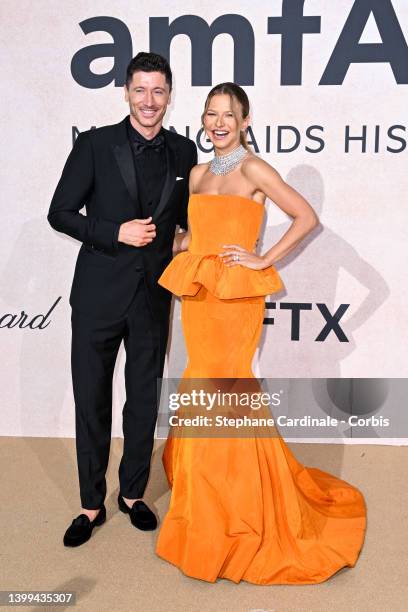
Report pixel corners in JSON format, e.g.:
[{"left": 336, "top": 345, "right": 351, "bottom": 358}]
[
  {"left": 189, "top": 162, "right": 209, "bottom": 191},
  {"left": 191, "top": 161, "right": 209, "bottom": 174},
  {"left": 241, "top": 153, "right": 281, "bottom": 184},
  {"left": 242, "top": 153, "right": 278, "bottom": 174}
]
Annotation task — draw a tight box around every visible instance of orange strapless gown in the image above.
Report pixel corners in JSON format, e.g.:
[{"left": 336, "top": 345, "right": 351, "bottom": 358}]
[{"left": 155, "top": 193, "right": 366, "bottom": 585}]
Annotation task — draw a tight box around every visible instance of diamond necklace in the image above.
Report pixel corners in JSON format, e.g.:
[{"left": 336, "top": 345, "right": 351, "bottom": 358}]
[{"left": 209, "top": 144, "right": 248, "bottom": 175}]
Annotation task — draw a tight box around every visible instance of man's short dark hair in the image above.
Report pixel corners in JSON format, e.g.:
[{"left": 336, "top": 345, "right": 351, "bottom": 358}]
[{"left": 125, "top": 52, "right": 172, "bottom": 90}]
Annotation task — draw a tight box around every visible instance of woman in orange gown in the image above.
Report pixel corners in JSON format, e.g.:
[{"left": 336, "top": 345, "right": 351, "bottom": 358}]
[{"left": 155, "top": 83, "right": 366, "bottom": 585}]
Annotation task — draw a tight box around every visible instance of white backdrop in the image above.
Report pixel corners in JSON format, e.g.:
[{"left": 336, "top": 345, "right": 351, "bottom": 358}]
[{"left": 1, "top": 1, "right": 407, "bottom": 439}]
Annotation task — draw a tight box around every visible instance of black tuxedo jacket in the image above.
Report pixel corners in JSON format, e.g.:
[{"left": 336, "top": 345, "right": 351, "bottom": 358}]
[{"left": 48, "top": 117, "right": 197, "bottom": 321}]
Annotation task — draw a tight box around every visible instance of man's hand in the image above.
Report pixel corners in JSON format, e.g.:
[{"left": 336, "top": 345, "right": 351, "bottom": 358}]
[{"left": 118, "top": 217, "right": 156, "bottom": 247}]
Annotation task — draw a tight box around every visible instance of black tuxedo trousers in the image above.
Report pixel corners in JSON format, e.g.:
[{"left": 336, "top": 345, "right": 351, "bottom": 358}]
[{"left": 71, "top": 269, "right": 169, "bottom": 509}]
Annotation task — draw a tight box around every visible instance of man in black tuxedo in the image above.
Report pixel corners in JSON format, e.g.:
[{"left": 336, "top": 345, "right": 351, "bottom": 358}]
[{"left": 48, "top": 52, "right": 197, "bottom": 546}]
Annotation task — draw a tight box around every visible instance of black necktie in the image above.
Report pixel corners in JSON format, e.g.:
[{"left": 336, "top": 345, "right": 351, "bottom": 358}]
[{"left": 131, "top": 131, "right": 165, "bottom": 157}]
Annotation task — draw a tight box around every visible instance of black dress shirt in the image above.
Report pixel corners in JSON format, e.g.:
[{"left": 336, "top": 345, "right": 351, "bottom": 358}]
[{"left": 126, "top": 116, "right": 167, "bottom": 217}]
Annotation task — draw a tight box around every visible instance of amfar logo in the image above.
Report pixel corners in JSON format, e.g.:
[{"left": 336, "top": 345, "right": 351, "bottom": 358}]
[{"left": 71, "top": 0, "right": 408, "bottom": 88}]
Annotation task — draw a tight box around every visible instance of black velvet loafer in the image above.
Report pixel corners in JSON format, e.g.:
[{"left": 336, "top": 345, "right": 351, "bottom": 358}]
[
  {"left": 63, "top": 505, "right": 106, "bottom": 547},
  {"left": 118, "top": 494, "right": 157, "bottom": 531}
]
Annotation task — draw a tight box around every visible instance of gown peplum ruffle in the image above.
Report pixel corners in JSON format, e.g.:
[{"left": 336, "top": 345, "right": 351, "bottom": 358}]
[{"left": 157, "top": 193, "right": 284, "bottom": 299}]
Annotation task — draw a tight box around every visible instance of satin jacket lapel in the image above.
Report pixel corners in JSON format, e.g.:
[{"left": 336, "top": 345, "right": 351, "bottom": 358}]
[
  {"left": 112, "top": 140, "right": 138, "bottom": 204},
  {"left": 152, "top": 134, "right": 177, "bottom": 223}
]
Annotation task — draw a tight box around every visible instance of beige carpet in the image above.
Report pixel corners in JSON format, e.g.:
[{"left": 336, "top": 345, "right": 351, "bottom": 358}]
[{"left": 1, "top": 437, "right": 407, "bottom": 612}]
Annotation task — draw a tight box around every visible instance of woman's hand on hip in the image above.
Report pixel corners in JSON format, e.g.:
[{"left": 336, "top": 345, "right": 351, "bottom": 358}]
[{"left": 219, "top": 244, "right": 271, "bottom": 269}]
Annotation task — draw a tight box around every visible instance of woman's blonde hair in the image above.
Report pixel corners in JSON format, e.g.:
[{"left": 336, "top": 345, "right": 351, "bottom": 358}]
[{"left": 201, "top": 82, "right": 250, "bottom": 150}]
